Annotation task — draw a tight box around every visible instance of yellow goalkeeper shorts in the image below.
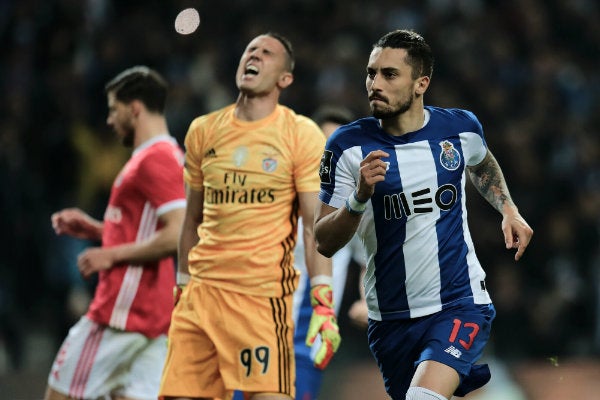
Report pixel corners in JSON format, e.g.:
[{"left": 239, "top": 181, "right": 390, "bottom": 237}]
[{"left": 159, "top": 278, "right": 296, "bottom": 399}]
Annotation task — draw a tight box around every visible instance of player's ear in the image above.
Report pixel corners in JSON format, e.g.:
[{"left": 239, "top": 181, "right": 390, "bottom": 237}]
[
  {"left": 277, "top": 71, "right": 294, "bottom": 89},
  {"left": 130, "top": 99, "right": 144, "bottom": 118},
  {"left": 415, "top": 75, "right": 430, "bottom": 95}
]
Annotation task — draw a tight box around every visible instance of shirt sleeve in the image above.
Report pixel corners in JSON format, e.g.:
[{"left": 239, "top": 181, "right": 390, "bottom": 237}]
[
  {"left": 137, "top": 144, "right": 186, "bottom": 216},
  {"left": 183, "top": 116, "right": 206, "bottom": 190},
  {"left": 459, "top": 110, "right": 488, "bottom": 166},
  {"left": 293, "top": 116, "right": 326, "bottom": 193}
]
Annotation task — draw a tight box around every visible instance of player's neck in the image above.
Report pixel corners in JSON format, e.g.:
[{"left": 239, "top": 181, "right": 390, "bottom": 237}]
[
  {"left": 234, "top": 91, "right": 279, "bottom": 121},
  {"left": 133, "top": 116, "right": 169, "bottom": 148},
  {"left": 380, "top": 105, "right": 426, "bottom": 137}
]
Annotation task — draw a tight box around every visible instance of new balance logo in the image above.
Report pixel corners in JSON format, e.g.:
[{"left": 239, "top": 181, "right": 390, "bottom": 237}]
[
  {"left": 204, "top": 148, "right": 217, "bottom": 158},
  {"left": 444, "top": 345, "right": 462, "bottom": 358}
]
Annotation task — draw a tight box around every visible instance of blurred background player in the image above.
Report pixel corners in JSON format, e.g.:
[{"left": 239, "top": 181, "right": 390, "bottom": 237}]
[
  {"left": 159, "top": 33, "right": 339, "bottom": 400},
  {"left": 44, "top": 66, "right": 186, "bottom": 400}
]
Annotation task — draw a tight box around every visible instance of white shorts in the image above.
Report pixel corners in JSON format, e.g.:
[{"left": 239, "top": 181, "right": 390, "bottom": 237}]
[{"left": 47, "top": 316, "right": 167, "bottom": 400}]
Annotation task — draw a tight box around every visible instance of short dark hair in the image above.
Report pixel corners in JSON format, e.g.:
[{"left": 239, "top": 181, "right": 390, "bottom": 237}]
[
  {"left": 265, "top": 32, "right": 295, "bottom": 72},
  {"left": 373, "top": 30, "right": 434, "bottom": 80},
  {"left": 312, "top": 105, "right": 355, "bottom": 127},
  {"left": 104, "top": 66, "right": 168, "bottom": 113}
]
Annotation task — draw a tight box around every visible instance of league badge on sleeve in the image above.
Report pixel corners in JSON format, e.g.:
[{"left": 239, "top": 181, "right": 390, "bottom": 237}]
[
  {"left": 439, "top": 140, "right": 461, "bottom": 171},
  {"left": 319, "top": 150, "right": 333, "bottom": 184}
]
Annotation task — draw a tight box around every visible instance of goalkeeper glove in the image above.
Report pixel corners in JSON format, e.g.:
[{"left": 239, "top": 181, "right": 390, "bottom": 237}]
[{"left": 305, "top": 284, "right": 341, "bottom": 370}]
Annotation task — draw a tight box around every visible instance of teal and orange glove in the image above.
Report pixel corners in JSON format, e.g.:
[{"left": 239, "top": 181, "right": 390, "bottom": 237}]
[{"left": 305, "top": 284, "right": 341, "bottom": 370}]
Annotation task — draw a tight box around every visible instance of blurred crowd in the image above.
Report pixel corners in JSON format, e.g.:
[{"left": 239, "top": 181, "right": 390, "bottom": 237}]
[{"left": 1, "top": 0, "right": 598, "bottom": 376}]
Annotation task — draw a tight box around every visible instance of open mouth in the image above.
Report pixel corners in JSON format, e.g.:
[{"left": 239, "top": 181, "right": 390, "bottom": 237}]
[{"left": 244, "top": 64, "right": 259, "bottom": 76}]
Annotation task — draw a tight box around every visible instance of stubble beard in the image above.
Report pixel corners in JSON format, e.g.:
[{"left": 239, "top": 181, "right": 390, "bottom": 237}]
[
  {"left": 372, "top": 93, "right": 414, "bottom": 120},
  {"left": 118, "top": 123, "right": 135, "bottom": 147}
]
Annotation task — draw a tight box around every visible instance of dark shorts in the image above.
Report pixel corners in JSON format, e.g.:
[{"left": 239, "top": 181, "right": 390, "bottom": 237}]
[{"left": 368, "top": 302, "right": 496, "bottom": 399}]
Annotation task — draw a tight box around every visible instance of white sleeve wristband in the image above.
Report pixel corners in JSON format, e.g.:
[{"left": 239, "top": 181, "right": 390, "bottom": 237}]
[
  {"left": 310, "top": 275, "right": 333, "bottom": 287},
  {"left": 346, "top": 190, "right": 367, "bottom": 214},
  {"left": 176, "top": 272, "right": 190, "bottom": 285}
]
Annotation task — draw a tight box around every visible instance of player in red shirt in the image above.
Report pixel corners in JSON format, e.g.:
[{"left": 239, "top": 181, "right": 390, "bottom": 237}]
[{"left": 44, "top": 66, "right": 186, "bottom": 400}]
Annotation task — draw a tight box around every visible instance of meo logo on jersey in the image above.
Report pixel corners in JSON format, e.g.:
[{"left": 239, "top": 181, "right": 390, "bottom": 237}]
[
  {"left": 439, "top": 140, "right": 461, "bottom": 171},
  {"left": 383, "top": 184, "right": 458, "bottom": 220}
]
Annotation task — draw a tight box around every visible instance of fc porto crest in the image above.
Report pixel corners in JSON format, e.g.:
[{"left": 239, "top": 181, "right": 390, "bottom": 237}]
[{"left": 439, "top": 140, "right": 461, "bottom": 171}]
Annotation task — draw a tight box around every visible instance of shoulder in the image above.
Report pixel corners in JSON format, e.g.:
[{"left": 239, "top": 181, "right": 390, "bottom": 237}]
[
  {"left": 278, "top": 105, "right": 325, "bottom": 145},
  {"left": 426, "top": 106, "right": 482, "bottom": 133},
  {"left": 138, "top": 138, "right": 183, "bottom": 169},
  {"left": 328, "top": 117, "right": 378, "bottom": 149},
  {"left": 427, "top": 106, "right": 478, "bottom": 121},
  {"left": 189, "top": 104, "right": 235, "bottom": 131},
  {"left": 279, "top": 105, "right": 320, "bottom": 129},
  {"left": 335, "top": 117, "right": 376, "bottom": 135}
]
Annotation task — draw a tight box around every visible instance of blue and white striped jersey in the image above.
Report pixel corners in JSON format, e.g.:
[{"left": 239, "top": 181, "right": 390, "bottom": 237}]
[{"left": 319, "top": 106, "right": 492, "bottom": 321}]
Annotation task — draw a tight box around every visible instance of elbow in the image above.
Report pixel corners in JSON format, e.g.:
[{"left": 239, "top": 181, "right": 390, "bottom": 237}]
[{"left": 315, "top": 239, "right": 337, "bottom": 258}]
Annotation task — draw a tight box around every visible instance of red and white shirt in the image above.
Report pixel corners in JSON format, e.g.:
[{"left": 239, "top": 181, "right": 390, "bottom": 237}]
[{"left": 86, "top": 135, "right": 185, "bottom": 338}]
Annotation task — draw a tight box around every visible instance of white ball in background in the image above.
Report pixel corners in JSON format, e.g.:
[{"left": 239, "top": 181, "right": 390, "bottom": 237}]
[{"left": 174, "top": 8, "right": 200, "bottom": 35}]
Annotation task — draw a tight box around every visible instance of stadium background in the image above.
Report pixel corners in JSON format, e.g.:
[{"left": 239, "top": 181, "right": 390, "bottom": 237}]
[{"left": 0, "top": 0, "right": 598, "bottom": 398}]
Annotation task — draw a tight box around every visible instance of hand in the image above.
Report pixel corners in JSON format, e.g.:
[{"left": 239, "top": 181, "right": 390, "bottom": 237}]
[
  {"left": 77, "top": 247, "right": 115, "bottom": 278},
  {"left": 501, "top": 209, "right": 534, "bottom": 261},
  {"left": 356, "top": 150, "right": 389, "bottom": 201},
  {"left": 305, "top": 284, "right": 341, "bottom": 370},
  {"left": 348, "top": 299, "right": 369, "bottom": 329},
  {"left": 51, "top": 208, "right": 102, "bottom": 240}
]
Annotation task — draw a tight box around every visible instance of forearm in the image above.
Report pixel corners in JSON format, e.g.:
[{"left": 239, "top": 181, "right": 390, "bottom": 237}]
[
  {"left": 88, "top": 219, "right": 105, "bottom": 240},
  {"left": 468, "top": 150, "right": 517, "bottom": 216},
  {"left": 303, "top": 226, "right": 333, "bottom": 281},
  {"left": 177, "top": 219, "right": 199, "bottom": 274},
  {"left": 314, "top": 205, "right": 362, "bottom": 258},
  {"left": 107, "top": 225, "right": 179, "bottom": 266}
]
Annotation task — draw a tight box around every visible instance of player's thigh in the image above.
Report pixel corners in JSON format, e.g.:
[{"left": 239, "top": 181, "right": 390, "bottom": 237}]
[
  {"left": 367, "top": 318, "right": 422, "bottom": 398},
  {"left": 418, "top": 303, "right": 496, "bottom": 378},
  {"left": 44, "top": 386, "right": 70, "bottom": 400},
  {"left": 118, "top": 334, "right": 168, "bottom": 400},
  {"left": 47, "top": 317, "right": 151, "bottom": 399},
  {"left": 211, "top": 287, "right": 295, "bottom": 398},
  {"left": 160, "top": 282, "right": 225, "bottom": 398},
  {"left": 410, "top": 359, "right": 459, "bottom": 399}
]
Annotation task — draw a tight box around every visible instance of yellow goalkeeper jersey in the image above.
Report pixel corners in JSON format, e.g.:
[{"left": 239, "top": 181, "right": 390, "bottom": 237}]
[{"left": 183, "top": 103, "right": 325, "bottom": 298}]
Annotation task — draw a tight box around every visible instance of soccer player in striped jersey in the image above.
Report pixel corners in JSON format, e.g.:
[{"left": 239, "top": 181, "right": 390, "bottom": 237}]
[
  {"left": 45, "top": 66, "right": 186, "bottom": 400},
  {"left": 159, "top": 33, "right": 339, "bottom": 400},
  {"left": 314, "top": 30, "right": 533, "bottom": 400}
]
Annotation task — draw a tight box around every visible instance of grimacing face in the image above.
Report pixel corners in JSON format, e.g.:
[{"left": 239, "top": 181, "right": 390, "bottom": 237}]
[
  {"left": 366, "top": 47, "right": 418, "bottom": 119},
  {"left": 236, "top": 35, "right": 292, "bottom": 95}
]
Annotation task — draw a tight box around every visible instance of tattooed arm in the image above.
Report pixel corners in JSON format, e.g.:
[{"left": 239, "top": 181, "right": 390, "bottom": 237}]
[{"left": 467, "top": 150, "right": 534, "bottom": 261}]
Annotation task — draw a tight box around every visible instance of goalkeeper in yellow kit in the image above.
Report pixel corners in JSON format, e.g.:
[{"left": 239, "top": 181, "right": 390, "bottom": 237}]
[{"left": 159, "top": 32, "right": 340, "bottom": 400}]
